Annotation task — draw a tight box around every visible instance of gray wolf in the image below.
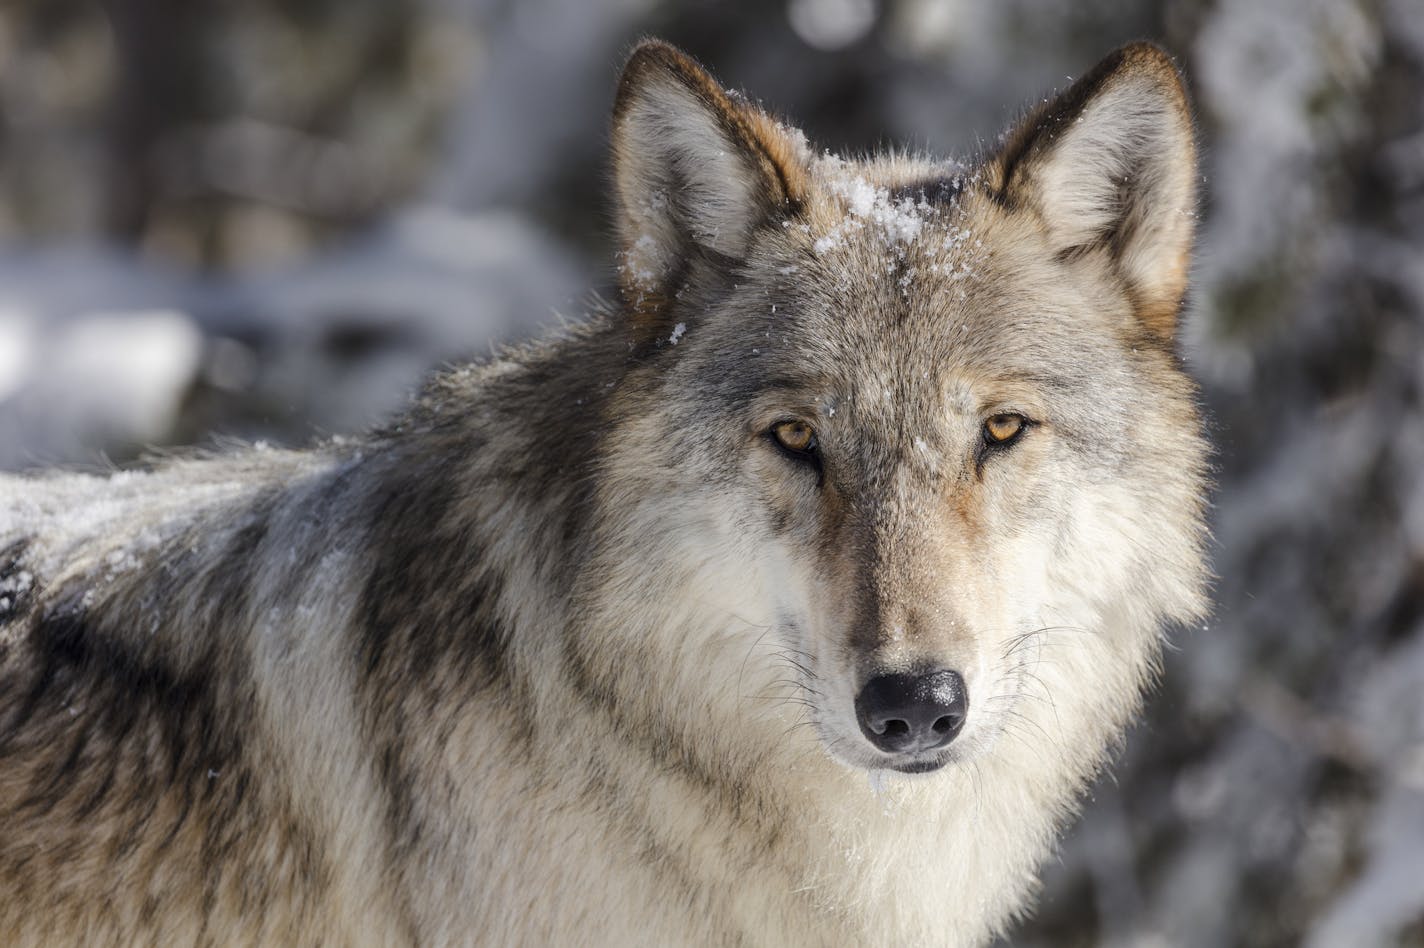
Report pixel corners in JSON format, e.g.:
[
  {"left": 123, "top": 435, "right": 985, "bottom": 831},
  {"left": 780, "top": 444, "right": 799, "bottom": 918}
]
[{"left": 0, "top": 40, "right": 1207, "bottom": 946}]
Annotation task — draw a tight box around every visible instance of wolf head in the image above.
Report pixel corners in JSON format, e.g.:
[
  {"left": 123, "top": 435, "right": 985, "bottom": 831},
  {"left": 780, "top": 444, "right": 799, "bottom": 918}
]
[{"left": 589, "top": 41, "right": 1207, "bottom": 779}]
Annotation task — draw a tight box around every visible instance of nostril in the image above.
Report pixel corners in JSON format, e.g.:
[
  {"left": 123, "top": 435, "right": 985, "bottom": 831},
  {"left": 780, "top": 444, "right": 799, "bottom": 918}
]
[{"left": 855, "top": 669, "right": 969, "bottom": 755}]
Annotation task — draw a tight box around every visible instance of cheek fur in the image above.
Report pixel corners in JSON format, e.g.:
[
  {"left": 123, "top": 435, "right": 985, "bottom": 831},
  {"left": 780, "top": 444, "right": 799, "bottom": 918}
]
[{"left": 747, "top": 451, "right": 826, "bottom": 537}]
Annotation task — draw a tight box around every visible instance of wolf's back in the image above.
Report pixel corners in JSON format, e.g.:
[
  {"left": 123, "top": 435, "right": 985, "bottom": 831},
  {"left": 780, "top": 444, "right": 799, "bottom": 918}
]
[{"left": 0, "top": 449, "right": 404, "bottom": 944}]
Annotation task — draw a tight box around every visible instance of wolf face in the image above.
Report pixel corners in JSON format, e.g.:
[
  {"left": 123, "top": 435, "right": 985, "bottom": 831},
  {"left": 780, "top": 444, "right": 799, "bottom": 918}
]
[{"left": 603, "top": 43, "right": 1207, "bottom": 778}]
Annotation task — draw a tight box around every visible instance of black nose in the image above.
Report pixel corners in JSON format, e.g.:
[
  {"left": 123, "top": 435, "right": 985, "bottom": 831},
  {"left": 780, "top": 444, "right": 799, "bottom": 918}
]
[{"left": 854, "top": 669, "right": 968, "bottom": 754}]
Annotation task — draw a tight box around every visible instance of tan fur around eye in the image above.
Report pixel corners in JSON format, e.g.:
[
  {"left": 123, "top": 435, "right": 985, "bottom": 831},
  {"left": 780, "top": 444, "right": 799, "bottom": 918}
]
[
  {"left": 773, "top": 421, "right": 815, "bottom": 452},
  {"left": 984, "top": 414, "right": 1024, "bottom": 443}
]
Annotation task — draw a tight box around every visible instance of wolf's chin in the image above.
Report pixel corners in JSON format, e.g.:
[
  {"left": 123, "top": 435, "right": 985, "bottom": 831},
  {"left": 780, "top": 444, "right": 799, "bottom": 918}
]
[{"left": 818, "top": 736, "right": 956, "bottom": 775}]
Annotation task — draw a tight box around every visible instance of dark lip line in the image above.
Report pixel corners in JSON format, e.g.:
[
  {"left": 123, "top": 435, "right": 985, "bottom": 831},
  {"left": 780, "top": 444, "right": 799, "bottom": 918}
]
[
  {"left": 891, "top": 761, "right": 946, "bottom": 774},
  {"left": 871, "top": 757, "right": 949, "bottom": 775}
]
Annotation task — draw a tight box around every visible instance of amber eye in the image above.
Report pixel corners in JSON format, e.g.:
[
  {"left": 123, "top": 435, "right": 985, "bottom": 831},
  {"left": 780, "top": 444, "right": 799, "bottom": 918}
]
[
  {"left": 983, "top": 413, "right": 1026, "bottom": 444},
  {"left": 771, "top": 420, "right": 817, "bottom": 454}
]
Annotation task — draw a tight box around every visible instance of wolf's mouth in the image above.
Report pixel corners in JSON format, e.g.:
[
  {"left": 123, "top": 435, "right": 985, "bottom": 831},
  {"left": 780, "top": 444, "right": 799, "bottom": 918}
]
[{"left": 888, "top": 757, "right": 947, "bottom": 774}]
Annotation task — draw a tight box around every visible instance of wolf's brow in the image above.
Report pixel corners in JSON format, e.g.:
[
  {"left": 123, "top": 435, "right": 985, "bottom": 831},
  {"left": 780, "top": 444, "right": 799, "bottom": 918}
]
[{"left": 752, "top": 376, "right": 835, "bottom": 400}]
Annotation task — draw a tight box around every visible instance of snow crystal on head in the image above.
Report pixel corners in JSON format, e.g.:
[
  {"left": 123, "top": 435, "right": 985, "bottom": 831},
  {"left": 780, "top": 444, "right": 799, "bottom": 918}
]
[
  {"left": 807, "top": 154, "right": 987, "bottom": 298},
  {"left": 809, "top": 154, "right": 974, "bottom": 262},
  {"left": 812, "top": 158, "right": 932, "bottom": 257}
]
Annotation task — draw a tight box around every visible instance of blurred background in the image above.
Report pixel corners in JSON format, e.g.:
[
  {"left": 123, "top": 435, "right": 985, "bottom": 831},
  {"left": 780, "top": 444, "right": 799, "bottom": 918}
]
[{"left": 2, "top": 0, "right": 1421, "bottom": 943}]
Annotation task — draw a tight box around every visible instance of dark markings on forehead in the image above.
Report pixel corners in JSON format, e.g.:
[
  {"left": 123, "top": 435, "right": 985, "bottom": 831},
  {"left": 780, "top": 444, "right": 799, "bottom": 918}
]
[{"left": 888, "top": 174, "right": 966, "bottom": 207}]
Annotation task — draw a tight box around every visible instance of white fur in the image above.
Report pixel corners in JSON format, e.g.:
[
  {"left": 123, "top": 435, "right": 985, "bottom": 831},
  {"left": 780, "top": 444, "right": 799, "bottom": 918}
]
[{"left": 1021, "top": 72, "right": 1195, "bottom": 306}]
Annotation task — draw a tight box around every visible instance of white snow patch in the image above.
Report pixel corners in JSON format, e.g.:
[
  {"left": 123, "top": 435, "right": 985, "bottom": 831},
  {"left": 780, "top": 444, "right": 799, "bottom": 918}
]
[
  {"left": 814, "top": 165, "right": 931, "bottom": 257},
  {"left": 808, "top": 158, "right": 988, "bottom": 296},
  {"left": 0, "top": 568, "right": 32, "bottom": 597},
  {"left": 624, "top": 233, "right": 662, "bottom": 290}
]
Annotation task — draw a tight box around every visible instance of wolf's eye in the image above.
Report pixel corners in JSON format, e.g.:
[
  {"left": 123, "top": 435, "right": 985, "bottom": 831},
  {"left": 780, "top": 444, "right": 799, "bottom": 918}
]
[
  {"left": 771, "top": 420, "right": 817, "bottom": 455},
  {"left": 983, "top": 413, "right": 1026, "bottom": 445}
]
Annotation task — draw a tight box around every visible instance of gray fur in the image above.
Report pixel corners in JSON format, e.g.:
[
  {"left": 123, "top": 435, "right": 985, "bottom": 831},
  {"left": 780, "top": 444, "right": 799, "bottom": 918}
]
[{"left": 0, "top": 40, "right": 1207, "bottom": 946}]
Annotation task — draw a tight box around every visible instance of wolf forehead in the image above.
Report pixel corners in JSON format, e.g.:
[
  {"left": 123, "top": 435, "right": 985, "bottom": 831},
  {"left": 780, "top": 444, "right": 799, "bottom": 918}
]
[{"left": 659, "top": 166, "right": 1128, "bottom": 415}]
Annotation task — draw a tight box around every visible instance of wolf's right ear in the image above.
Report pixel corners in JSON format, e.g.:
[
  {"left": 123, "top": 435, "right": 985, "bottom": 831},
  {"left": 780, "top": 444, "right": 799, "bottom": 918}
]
[
  {"left": 988, "top": 43, "right": 1197, "bottom": 342},
  {"left": 611, "top": 40, "right": 807, "bottom": 326}
]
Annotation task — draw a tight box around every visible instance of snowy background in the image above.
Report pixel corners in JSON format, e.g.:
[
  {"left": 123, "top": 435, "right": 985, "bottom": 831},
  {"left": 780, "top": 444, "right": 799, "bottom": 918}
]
[{"left": 3, "top": 0, "right": 1422, "bottom": 942}]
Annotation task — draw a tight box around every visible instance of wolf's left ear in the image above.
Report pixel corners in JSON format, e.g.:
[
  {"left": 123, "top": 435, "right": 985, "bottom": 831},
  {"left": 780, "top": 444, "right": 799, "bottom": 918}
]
[
  {"left": 989, "top": 43, "right": 1197, "bottom": 340},
  {"left": 612, "top": 40, "right": 807, "bottom": 323}
]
